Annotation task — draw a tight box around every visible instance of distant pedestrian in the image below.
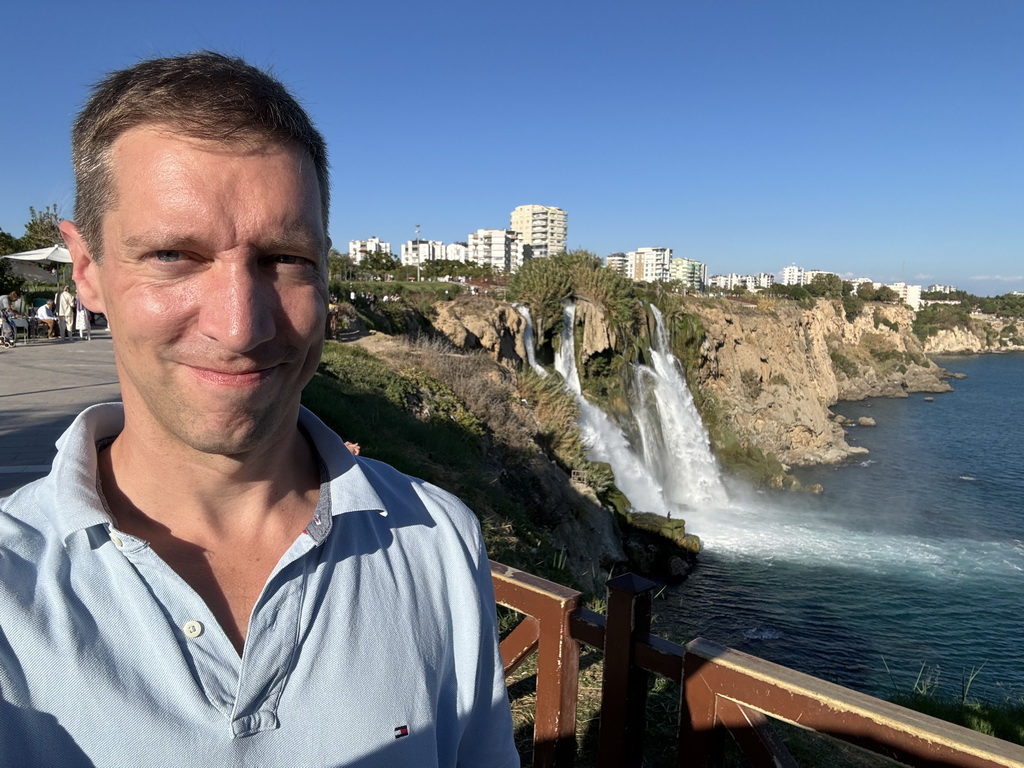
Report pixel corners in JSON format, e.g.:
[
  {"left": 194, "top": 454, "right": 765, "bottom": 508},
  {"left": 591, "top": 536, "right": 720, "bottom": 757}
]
[
  {"left": 58, "top": 285, "right": 74, "bottom": 339},
  {"left": 75, "top": 295, "right": 91, "bottom": 340}
]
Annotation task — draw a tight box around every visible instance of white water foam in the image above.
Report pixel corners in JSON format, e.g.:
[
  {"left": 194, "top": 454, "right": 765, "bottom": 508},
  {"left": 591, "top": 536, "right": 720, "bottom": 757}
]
[
  {"left": 553, "top": 302, "right": 728, "bottom": 517},
  {"left": 513, "top": 303, "right": 548, "bottom": 377}
]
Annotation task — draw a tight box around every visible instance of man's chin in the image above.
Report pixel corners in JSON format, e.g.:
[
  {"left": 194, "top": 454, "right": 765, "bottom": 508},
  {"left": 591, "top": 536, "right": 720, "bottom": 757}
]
[{"left": 165, "top": 407, "right": 292, "bottom": 458}]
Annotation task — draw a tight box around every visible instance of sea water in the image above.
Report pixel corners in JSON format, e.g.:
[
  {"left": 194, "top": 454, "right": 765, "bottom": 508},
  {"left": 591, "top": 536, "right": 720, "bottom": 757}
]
[{"left": 659, "top": 352, "right": 1024, "bottom": 704}]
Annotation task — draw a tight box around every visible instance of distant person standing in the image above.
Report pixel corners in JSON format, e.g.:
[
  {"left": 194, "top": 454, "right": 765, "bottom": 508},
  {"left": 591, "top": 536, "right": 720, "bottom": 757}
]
[
  {"left": 74, "top": 295, "right": 91, "bottom": 340},
  {"left": 58, "top": 284, "right": 75, "bottom": 339}
]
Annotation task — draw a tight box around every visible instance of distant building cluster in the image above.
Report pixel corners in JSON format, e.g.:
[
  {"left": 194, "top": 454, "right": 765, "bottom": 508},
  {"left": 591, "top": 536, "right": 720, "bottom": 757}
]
[
  {"left": 606, "top": 248, "right": 707, "bottom": 291},
  {"left": 707, "top": 272, "right": 774, "bottom": 292},
  {"left": 348, "top": 216, "right": 953, "bottom": 310},
  {"left": 349, "top": 204, "right": 567, "bottom": 275},
  {"left": 777, "top": 264, "right": 925, "bottom": 309}
]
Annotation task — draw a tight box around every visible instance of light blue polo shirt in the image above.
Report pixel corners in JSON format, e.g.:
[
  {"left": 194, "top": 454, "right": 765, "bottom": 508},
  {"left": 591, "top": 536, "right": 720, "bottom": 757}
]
[{"left": 0, "top": 404, "right": 520, "bottom": 767}]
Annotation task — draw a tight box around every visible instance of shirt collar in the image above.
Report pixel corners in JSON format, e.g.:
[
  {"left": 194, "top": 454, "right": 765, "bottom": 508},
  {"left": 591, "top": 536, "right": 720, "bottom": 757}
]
[
  {"left": 50, "top": 403, "right": 125, "bottom": 545},
  {"left": 48, "top": 404, "right": 388, "bottom": 546}
]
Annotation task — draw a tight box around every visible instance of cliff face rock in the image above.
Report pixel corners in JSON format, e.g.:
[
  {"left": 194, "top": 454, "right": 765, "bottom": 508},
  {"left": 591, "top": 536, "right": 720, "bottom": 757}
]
[
  {"left": 925, "top": 327, "right": 986, "bottom": 354},
  {"left": 431, "top": 294, "right": 952, "bottom": 469},
  {"left": 433, "top": 298, "right": 527, "bottom": 366},
  {"left": 922, "top": 315, "right": 1024, "bottom": 355},
  {"left": 682, "top": 299, "right": 950, "bottom": 466},
  {"left": 576, "top": 298, "right": 617, "bottom": 362}
]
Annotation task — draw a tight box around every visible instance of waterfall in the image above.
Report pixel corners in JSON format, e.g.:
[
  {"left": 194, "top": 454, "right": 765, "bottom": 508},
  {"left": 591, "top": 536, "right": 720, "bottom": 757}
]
[
  {"left": 553, "top": 301, "right": 728, "bottom": 516},
  {"left": 641, "top": 306, "right": 729, "bottom": 507},
  {"left": 514, "top": 304, "right": 548, "bottom": 377}
]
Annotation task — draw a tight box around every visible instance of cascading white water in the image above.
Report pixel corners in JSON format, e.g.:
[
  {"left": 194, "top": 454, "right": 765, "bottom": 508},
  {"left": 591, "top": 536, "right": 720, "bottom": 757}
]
[
  {"left": 642, "top": 306, "right": 729, "bottom": 507},
  {"left": 513, "top": 304, "right": 548, "bottom": 377},
  {"left": 553, "top": 303, "right": 672, "bottom": 515},
  {"left": 552, "top": 301, "right": 727, "bottom": 516}
]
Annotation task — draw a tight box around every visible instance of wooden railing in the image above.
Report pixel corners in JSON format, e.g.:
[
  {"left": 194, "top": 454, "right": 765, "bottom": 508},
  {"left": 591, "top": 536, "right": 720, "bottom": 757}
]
[{"left": 491, "top": 562, "right": 1024, "bottom": 768}]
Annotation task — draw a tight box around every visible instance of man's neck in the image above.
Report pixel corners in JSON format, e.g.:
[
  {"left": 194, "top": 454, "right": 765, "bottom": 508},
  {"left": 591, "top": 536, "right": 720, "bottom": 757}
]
[
  {"left": 100, "top": 418, "right": 319, "bottom": 537},
  {"left": 97, "top": 414, "right": 322, "bottom": 654}
]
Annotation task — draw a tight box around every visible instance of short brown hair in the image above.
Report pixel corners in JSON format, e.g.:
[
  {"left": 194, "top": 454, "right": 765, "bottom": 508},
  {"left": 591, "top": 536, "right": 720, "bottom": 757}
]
[{"left": 70, "top": 51, "right": 330, "bottom": 257}]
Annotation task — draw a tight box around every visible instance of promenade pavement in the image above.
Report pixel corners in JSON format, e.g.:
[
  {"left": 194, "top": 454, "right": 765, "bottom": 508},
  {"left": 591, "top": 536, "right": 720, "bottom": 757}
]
[{"left": 0, "top": 329, "right": 120, "bottom": 496}]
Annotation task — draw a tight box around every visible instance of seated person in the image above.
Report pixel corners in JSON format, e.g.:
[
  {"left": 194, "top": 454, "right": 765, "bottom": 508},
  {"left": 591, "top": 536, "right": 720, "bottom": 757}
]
[{"left": 36, "top": 299, "right": 58, "bottom": 338}]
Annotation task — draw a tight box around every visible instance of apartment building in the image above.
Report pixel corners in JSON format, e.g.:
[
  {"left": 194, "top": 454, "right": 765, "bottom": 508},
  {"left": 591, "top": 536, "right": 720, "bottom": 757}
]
[
  {"left": 889, "top": 282, "right": 923, "bottom": 310},
  {"left": 781, "top": 264, "right": 805, "bottom": 286},
  {"left": 349, "top": 237, "right": 391, "bottom": 264},
  {"left": 668, "top": 257, "right": 707, "bottom": 291},
  {"left": 605, "top": 248, "right": 673, "bottom": 283},
  {"left": 631, "top": 247, "right": 672, "bottom": 282},
  {"left": 605, "top": 252, "right": 629, "bottom": 276},
  {"left": 510, "top": 204, "right": 567, "bottom": 260},
  {"left": 400, "top": 239, "right": 445, "bottom": 267},
  {"left": 467, "top": 229, "right": 525, "bottom": 273},
  {"left": 445, "top": 242, "right": 469, "bottom": 262}
]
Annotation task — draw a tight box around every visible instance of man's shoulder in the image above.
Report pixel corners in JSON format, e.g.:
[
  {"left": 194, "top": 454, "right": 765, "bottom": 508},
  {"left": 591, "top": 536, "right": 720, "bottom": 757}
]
[
  {"left": 344, "top": 455, "right": 479, "bottom": 528},
  {"left": 0, "top": 482, "right": 59, "bottom": 575}
]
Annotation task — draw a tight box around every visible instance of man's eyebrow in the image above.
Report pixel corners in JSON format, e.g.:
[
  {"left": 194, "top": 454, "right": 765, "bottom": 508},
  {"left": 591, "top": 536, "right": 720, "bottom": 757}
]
[{"left": 120, "top": 229, "right": 326, "bottom": 254}]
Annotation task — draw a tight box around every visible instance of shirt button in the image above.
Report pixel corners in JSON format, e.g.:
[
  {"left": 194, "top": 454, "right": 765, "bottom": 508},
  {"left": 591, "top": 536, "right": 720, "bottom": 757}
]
[
  {"left": 183, "top": 620, "right": 204, "bottom": 639},
  {"left": 110, "top": 534, "right": 123, "bottom": 547}
]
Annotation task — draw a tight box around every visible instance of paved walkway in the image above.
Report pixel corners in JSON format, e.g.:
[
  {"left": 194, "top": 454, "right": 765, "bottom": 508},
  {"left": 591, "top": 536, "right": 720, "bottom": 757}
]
[{"left": 0, "top": 330, "right": 120, "bottom": 496}]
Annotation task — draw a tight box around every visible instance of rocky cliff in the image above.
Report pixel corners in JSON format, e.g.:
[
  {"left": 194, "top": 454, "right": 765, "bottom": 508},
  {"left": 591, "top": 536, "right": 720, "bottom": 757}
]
[
  {"left": 433, "top": 294, "right": 953, "bottom": 471},
  {"left": 922, "top": 314, "right": 1024, "bottom": 355},
  {"left": 678, "top": 298, "right": 950, "bottom": 467}
]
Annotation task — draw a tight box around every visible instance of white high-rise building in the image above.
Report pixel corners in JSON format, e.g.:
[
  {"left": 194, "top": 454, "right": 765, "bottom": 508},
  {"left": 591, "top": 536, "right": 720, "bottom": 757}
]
[
  {"left": 349, "top": 237, "right": 391, "bottom": 264},
  {"left": 627, "top": 247, "right": 672, "bottom": 283},
  {"left": 888, "top": 282, "right": 923, "bottom": 310},
  {"left": 401, "top": 239, "right": 445, "bottom": 267},
  {"left": 467, "top": 229, "right": 524, "bottom": 273},
  {"left": 605, "top": 252, "right": 629, "bottom": 276},
  {"left": 669, "top": 257, "right": 707, "bottom": 291},
  {"left": 445, "top": 242, "right": 469, "bottom": 262},
  {"left": 781, "top": 264, "right": 804, "bottom": 286},
  {"left": 510, "top": 205, "right": 567, "bottom": 260}
]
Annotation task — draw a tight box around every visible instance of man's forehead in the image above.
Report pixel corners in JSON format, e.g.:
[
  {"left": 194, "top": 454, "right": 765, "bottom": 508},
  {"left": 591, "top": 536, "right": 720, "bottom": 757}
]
[{"left": 110, "top": 124, "right": 309, "bottom": 166}]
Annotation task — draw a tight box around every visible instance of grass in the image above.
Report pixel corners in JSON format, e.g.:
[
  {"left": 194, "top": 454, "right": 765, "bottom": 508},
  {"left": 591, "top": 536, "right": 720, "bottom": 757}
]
[{"left": 883, "top": 658, "right": 1024, "bottom": 746}]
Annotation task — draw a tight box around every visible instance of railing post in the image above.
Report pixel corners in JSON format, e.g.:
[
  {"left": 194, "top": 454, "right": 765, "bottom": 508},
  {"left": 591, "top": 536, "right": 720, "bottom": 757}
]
[{"left": 597, "top": 573, "right": 657, "bottom": 768}]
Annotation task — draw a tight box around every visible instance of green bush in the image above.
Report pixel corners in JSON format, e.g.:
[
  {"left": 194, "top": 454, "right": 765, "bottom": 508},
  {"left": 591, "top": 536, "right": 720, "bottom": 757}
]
[
  {"left": 740, "top": 368, "right": 762, "bottom": 399},
  {"left": 829, "top": 350, "right": 859, "bottom": 379}
]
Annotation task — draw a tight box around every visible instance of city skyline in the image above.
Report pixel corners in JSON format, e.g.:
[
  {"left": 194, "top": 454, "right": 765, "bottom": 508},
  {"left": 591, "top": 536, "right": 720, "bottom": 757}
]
[{"left": 3, "top": 1, "right": 1023, "bottom": 297}]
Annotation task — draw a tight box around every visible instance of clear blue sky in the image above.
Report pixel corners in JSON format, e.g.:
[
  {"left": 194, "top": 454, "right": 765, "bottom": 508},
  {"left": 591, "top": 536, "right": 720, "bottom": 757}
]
[{"left": 3, "top": 0, "right": 1022, "bottom": 296}]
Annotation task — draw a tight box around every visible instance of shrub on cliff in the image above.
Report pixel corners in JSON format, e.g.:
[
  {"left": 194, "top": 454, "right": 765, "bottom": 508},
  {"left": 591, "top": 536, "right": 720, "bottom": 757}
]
[{"left": 508, "top": 249, "right": 637, "bottom": 341}]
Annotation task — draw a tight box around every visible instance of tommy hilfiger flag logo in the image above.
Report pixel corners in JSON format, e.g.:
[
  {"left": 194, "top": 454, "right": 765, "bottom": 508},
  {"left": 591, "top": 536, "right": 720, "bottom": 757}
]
[{"left": 394, "top": 725, "right": 409, "bottom": 739}]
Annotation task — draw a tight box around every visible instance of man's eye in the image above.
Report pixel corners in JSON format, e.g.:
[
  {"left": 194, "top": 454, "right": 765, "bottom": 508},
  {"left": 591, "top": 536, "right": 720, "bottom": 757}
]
[
  {"left": 274, "top": 254, "right": 302, "bottom": 265},
  {"left": 154, "top": 251, "right": 183, "bottom": 262}
]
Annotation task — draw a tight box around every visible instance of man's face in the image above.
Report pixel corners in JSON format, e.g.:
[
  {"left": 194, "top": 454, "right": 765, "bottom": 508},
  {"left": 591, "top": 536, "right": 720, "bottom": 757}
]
[{"left": 62, "top": 126, "right": 328, "bottom": 457}]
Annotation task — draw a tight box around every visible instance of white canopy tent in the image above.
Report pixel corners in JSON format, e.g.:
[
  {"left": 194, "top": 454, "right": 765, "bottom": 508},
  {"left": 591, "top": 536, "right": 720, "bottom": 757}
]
[{"left": 2, "top": 245, "right": 73, "bottom": 264}]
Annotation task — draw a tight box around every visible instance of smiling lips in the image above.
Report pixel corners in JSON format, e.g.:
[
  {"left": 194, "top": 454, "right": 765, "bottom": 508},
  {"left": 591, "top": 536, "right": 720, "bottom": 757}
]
[{"left": 186, "top": 364, "right": 280, "bottom": 387}]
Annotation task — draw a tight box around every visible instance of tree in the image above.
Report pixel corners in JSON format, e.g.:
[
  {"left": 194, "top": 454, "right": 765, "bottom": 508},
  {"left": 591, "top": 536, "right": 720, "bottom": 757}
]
[
  {"left": 857, "top": 282, "right": 878, "bottom": 302},
  {"left": 0, "top": 227, "right": 26, "bottom": 294},
  {"left": 19, "top": 205, "right": 64, "bottom": 251},
  {"left": 0, "top": 228, "right": 20, "bottom": 256},
  {"left": 327, "top": 249, "right": 356, "bottom": 283},
  {"left": 361, "top": 251, "right": 401, "bottom": 277},
  {"left": 806, "top": 272, "right": 843, "bottom": 299},
  {"left": 875, "top": 285, "right": 898, "bottom": 303}
]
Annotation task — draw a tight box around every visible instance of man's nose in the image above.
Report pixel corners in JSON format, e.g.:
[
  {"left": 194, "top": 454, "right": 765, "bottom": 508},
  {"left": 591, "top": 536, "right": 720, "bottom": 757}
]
[{"left": 198, "top": 261, "right": 276, "bottom": 352}]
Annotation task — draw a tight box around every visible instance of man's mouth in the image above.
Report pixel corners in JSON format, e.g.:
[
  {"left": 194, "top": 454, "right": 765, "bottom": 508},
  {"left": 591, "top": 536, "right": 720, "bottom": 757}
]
[{"left": 186, "top": 364, "right": 279, "bottom": 387}]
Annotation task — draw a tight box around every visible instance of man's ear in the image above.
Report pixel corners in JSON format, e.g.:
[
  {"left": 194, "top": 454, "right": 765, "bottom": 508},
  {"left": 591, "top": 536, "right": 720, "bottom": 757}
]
[{"left": 60, "top": 220, "right": 106, "bottom": 315}]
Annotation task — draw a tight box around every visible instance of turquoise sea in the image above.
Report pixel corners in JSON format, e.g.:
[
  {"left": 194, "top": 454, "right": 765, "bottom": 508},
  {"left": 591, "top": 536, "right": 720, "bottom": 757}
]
[{"left": 660, "top": 352, "right": 1024, "bottom": 704}]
